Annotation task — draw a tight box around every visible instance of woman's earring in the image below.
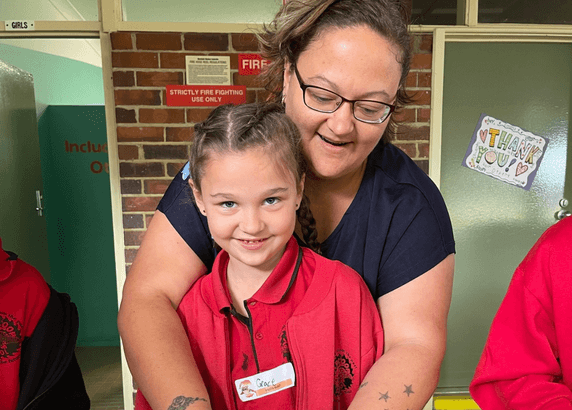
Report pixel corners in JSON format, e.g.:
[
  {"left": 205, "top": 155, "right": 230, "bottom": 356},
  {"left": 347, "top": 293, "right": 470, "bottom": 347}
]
[{"left": 281, "top": 94, "right": 286, "bottom": 106}]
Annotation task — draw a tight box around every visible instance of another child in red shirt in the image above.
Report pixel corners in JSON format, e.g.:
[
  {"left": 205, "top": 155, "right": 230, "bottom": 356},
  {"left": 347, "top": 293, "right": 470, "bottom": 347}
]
[
  {"left": 470, "top": 216, "right": 572, "bottom": 408},
  {"left": 134, "top": 103, "right": 383, "bottom": 410}
]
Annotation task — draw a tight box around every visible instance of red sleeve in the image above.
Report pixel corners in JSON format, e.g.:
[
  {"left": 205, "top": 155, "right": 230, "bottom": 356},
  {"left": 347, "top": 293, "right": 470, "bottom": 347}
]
[
  {"left": 470, "top": 219, "right": 572, "bottom": 409},
  {"left": 17, "top": 260, "right": 51, "bottom": 337}
]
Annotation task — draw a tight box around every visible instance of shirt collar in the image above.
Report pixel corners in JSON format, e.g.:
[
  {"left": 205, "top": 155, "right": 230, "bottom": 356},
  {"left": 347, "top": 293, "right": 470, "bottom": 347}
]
[{"left": 211, "top": 236, "right": 301, "bottom": 313}]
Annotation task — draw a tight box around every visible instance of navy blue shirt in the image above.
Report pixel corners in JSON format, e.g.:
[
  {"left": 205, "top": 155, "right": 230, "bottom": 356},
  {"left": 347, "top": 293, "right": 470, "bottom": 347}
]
[{"left": 157, "top": 143, "right": 455, "bottom": 300}]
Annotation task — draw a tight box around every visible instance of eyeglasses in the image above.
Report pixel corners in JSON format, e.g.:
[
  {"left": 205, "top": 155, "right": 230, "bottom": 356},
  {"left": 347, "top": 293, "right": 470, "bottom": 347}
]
[{"left": 293, "top": 65, "right": 396, "bottom": 124}]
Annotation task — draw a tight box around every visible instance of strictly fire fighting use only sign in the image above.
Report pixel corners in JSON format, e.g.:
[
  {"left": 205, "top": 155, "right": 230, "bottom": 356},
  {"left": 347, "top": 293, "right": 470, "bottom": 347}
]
[{"left": 166, "top": 85, "right": 247, "bottom": 107}]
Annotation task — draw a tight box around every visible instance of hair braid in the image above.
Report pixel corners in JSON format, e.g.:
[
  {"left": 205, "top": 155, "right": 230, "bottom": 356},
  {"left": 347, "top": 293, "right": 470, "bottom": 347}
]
[{"left": 296, "top": 193, "right": 321, "bottom": 255}]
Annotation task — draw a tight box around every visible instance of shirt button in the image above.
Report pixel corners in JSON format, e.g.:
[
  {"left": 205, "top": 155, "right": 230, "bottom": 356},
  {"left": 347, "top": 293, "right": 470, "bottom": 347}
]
[
  {"left": 255, "top": 332, "right": 263, "bottom": 340},
  {"left": 249, "top": 301, "right": 257, "bottom": 307}
]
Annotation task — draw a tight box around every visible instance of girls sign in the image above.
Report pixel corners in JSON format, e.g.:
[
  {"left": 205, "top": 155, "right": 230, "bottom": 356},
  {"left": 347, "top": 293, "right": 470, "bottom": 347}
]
[{"left": 463, "top": 114, "right": 548, "bottom": 190}]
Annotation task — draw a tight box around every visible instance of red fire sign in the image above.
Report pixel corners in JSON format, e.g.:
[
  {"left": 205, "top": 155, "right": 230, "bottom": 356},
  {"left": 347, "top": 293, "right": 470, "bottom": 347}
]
[{"left": 166, "top": 85, "right": 247, "bottom": 107}]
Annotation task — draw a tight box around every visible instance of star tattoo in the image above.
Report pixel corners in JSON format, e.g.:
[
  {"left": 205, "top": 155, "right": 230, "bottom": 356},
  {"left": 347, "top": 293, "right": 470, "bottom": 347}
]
[
  {"left": 404, "top": 384, "right": 414, "bottom": 397},
  {"left": 379, "top": 391, "right": 390, "bottom": 402}
]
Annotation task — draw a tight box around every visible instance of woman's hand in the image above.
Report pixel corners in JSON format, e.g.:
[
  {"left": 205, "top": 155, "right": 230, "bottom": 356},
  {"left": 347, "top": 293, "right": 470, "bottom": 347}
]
[{"left": 118, "top": 210, "right": 211, "bottom": 410}]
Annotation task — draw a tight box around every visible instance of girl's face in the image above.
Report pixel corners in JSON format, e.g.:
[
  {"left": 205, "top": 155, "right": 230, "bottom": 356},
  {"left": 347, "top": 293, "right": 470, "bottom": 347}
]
[
  {"left": 283, "top": 25, "right": 402, "bottom": 181},
  {"left": 192, "top": 148, "right": 303, "bottom": 275}
]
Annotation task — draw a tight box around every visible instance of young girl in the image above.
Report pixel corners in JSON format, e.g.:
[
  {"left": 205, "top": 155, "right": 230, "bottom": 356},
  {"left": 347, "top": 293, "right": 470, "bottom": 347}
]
[{"left": 134, "top": 103, "right": 383, "bottom": 410}]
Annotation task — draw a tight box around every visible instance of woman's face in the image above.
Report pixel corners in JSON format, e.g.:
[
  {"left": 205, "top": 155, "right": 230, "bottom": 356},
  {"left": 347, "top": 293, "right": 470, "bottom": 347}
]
[{"left": 283, "top": 25, "right": 402, "bottom": 181}]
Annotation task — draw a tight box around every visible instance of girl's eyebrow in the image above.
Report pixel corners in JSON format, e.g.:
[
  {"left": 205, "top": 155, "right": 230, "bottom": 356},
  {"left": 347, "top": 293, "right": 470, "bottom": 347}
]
[{"left": 209, "top": 187, "right": 290, "bottom": 198}]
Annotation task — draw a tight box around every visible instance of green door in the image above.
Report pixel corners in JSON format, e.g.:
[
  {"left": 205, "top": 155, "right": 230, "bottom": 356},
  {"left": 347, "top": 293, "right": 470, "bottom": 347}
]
[
  {"left": 39, "top": 105, "right": 118, "bottom": 346},
  {"left": 439, "top": 42, "right": 572, "bottom": 389},
  {"left": 0, "top": 59, "right": 50, "bottom": 279}
]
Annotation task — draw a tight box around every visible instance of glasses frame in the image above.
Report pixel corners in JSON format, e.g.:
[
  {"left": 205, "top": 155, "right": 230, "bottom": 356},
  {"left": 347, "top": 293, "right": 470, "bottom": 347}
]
[{"left": 293, "top": 65, "right": 396, "bottom": 124}]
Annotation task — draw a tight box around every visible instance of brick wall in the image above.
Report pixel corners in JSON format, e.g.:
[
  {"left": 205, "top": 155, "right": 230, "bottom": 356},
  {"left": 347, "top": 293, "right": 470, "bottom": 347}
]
[{"left": 110, "top": 31, "right": 433, "bottom": 272}]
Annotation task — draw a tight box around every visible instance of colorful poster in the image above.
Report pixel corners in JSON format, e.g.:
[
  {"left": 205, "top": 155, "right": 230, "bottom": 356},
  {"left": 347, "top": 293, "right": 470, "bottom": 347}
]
[{"left": 462, "top": 114, "right": 549, "bottom": 190}]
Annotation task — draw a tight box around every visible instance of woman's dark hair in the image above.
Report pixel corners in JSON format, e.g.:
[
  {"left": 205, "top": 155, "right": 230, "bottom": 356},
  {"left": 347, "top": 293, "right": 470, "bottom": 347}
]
[
  {"left": 257, "top": 0, "right": 412, "bottom": 144},
  {"left": 190, "top": 102, "right": 321, "bottom": 254}
]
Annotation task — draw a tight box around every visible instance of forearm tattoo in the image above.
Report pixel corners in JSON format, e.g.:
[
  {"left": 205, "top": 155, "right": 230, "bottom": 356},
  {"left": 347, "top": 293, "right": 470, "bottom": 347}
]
[{"left": 167, "top": 396, "right": 208, "bottom": 410}]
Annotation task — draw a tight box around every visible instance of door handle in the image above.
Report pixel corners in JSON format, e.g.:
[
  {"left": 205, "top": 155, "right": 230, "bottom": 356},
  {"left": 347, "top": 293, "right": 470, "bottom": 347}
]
[
  {"left": 555, "top": 198, "right": 570, "bottom": 221},
  {"left": 35, "top": 190, "right": 43, "bottom": 217}
]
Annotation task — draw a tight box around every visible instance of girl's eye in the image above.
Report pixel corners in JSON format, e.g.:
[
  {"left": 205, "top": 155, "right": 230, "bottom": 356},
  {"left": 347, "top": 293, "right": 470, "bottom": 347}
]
[
  {"left": 220, "top": 201, "right": 236, "bottom": 209},
  {"left": 264, "top": 197, "right": 279, "bottom": 205}
]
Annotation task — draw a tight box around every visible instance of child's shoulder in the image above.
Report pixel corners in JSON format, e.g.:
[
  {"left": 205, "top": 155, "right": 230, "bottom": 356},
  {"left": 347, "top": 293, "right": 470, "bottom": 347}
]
[{"left": 302, "top": 247, "right": 367, "bottom": 289}]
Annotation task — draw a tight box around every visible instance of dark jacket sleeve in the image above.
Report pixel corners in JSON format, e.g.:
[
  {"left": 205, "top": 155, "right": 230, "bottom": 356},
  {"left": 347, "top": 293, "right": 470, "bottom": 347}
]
[{"left": 17, "top": 286, "right": 90, "bottom": 410}]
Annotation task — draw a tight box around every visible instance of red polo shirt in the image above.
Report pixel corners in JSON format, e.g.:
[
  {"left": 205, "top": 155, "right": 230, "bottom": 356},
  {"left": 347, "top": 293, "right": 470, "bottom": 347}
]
[
  {"left": 0, "top": 239, "right": 50, "bottom": 410},
  {"left": 214, "top": 237, "right": 312, "bottom": 408}
]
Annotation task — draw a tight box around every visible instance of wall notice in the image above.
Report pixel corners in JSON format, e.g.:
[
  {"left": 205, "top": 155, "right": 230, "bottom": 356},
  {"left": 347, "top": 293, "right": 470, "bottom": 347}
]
[
  {"left": 186, "top": 56, "right": 230, "bottom": 85},
  {"left": 238, "top": 54, "right": 270, "bottom": 75},
  {"left": 166, "top": 85, "right": 246, "bottom": 106},
  {"left": 462, "top": 114, "right": 549, "bottom": 190}
]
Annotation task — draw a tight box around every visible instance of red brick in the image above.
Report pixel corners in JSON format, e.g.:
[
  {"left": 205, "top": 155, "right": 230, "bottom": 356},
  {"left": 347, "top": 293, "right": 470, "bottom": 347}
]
[
  {"left": 160, "top": 53, "right": 200, "bottom": 69},
  {"left": 256, "top": 89, "right": 272, "bottom": 103},
  {"left": 167, "top": 162, "right": 186, "bottom": 177},
  {"left": 136, "top": 33, "right": 182, "bottom": 51},
  {"left": 414, "top": 159, "right": 429, "bottom": 174},
  {"left": 393, "top": 142, "right": 417, "bottom": 158},
  {"left": 121, "top": 179, "right": 141, "bottom": 194},
  {"left": 166, "top": 127, "right": 194, "bottom": 142},
  {"left": 245, "top": 89, "right": 257, "bottom": 104},
  {"left": 123, "top": 213, "right": 144, "bottom": 229},
  {"left": 124, "top": 248, "right": 139, "bottom": 264},
  {"left": 233, "top": 73, "right": 263, "bottom": 87},
  {"left": 111, "top": 32, "right": 133, "bottom": 50},
  {"left": 231, "top": 32, "right": 259, "bottom": 51},
  {"left": 418, "top": 72, "right": 432, "bottom": 88},
  {"left": 145, "top": 214, "right": 154, "bottom": 228},
  {"left": 411, "top": 53, "right": 432, "bottom": 70},
  {"left": 393, "top": 107, "right": 415, "bottom": 123},
  {"left": 120, "top": 162, "right": 165, "bottom": 177},
  {"left": 137, "top": 71, "right": 184, "bottom": 87},
  {"left": 144, "top": 179, "right": 171, "bottom": 195},
  {"left": 123, "top": 196, "right": 161, "bottom": 212},
  {"left": 115, "top": 89, "right": 161, "bottom": 106},
  {"left": 140, "top": 108, "right": 185, "bottom": 124},
  {"left": 117, "top": 127, "right": 164, "bottom": 142},
  {"left": 184, "top": 33, "right": 228, "bottom": 51},
  {"left": 118, "top": 145, "right": 139, "bottom": 160},
  {"left": 186, "top": 108, "right": 213, "bottom": 123},
  {"left": 116, "top": 108, "right": 137, "bottom": 123},
  {"left": 143, "top": 144, "right": 188, "bottom": 159},
  {"left": 209, "top": 52, "right": 238, "bottom": 69},
  {"left": 124, "top": 230, "right": 146, "bottom": 246},
  {"left": 419, "top": 34, "right": 433, "bottom": 53},
  {"left": 411, "top": 90, "right": 431, "bottom": 106},
  {"left": 395, "top": 125, "right": 430, "bottom": 141},
  {"left": 417, "top": 108, "right": 431, "bottom": 123},
  {"left": 113, "top": 71, "right": 135, "bottom": 87},
  {"left": 406, "top": 72, "right": 416, "bottom": 88},
  {"left": 418, "top": 142, "right": 430, "bottom": 158},
  {"left": 112, "top": 52, "right": 159, "bottom": 68}
]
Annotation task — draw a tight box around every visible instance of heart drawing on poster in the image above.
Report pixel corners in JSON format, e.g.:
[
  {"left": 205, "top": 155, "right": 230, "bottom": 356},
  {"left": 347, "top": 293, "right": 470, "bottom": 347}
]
[
  {"left": 515, "top": 162, "right": 528, "bottom": 177},
  {"left": 480, "top": 129, "right": 487, "bottom": 143}
]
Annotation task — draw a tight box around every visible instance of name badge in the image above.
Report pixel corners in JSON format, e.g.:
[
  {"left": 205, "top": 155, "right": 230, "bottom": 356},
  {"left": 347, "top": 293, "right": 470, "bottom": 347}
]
[{"left": 234, "top": 362, "right": 296, "bottom": 402}]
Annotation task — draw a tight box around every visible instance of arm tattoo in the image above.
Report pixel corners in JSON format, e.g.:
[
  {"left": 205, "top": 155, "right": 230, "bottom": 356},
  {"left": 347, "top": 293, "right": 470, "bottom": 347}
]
[
  {"left": 359, "top": 381, "right": 368, "bottom": 389},
  {"left": 379, "top": 391, "right": 390, "bottom": 402},
  {"left": 167, "top": 396, "right": 208, "bottom": 410},
  {"left": 403, "top": 384, "right": 414, "bottom": 396}
]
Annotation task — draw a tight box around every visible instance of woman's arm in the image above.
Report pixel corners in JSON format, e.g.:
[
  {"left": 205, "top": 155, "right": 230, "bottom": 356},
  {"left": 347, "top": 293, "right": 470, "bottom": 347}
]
[
  {"left": 349, "top": 254, "right": 454, "bottom": 410},
  {"left": 118, "top": 210, "right": 211, "bottom": 410}
]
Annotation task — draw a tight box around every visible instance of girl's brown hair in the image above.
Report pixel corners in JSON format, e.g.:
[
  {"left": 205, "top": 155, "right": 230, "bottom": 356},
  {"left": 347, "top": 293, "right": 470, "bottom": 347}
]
[
  {"left": 190, "top": 102, "right": 321, "bottom": 254},
  {"left": 257, "top": 0, "right": 412, "bottom": 144}
]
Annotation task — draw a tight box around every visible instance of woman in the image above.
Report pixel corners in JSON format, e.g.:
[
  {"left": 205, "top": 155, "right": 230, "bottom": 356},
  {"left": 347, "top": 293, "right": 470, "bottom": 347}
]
[{"left": 118, "top": 0, "right": 455, "bottom": 409}]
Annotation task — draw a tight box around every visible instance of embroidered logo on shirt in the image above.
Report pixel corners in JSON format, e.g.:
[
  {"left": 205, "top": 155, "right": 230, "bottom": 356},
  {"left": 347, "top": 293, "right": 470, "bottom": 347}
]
[
  {"left": 0, "top": 312, "right": 22, "bottom": 364},
  {"left": 279, "top": 327, "right": 292, "bottom": 362},
  {"left": 334, "top": 349, "right": 356, "bottom": 396}
]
